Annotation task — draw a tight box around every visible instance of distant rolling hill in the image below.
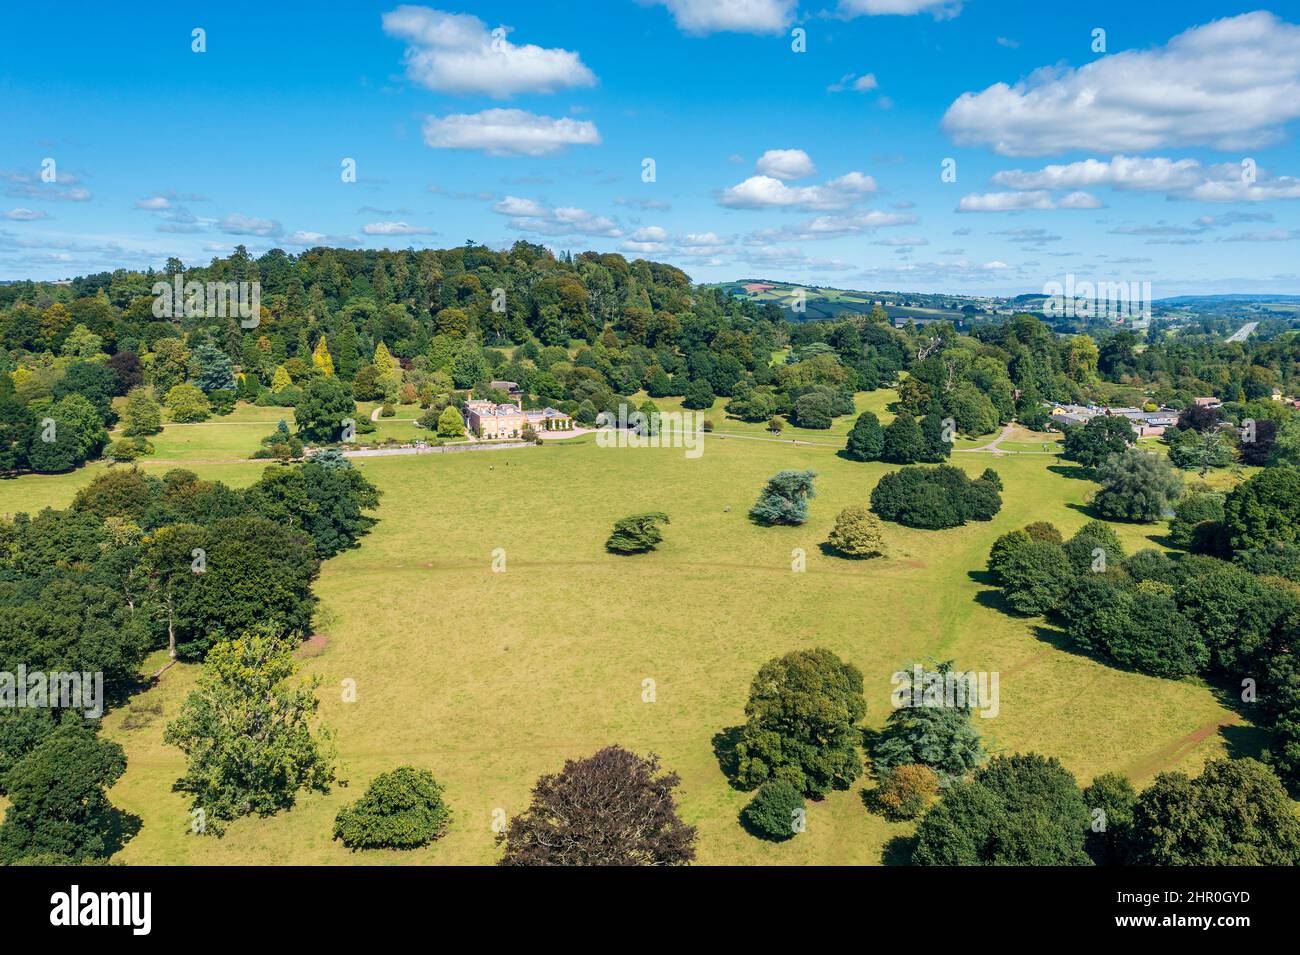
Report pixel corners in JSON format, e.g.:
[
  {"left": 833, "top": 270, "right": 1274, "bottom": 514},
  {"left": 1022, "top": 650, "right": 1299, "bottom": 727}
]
[{"left": 709, "top": 280, "right": 979, "bottom": 326}]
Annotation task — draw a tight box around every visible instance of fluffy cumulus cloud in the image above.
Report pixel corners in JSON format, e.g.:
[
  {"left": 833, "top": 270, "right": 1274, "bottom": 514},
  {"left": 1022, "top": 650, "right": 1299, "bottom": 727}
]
[
  {"left": 720, "top": 154, "right": 878, "bottom": 210},
  {"left": 645, "top": 0, "right": 796, "bottom": 35},
  {"left": 755, "top": 149, "right": 816, "bottom": 181},
  {"left": 4, "top": 208, "right": 49, "bottom": 221},
  {"left": 957, "top": 190, "right": 1101, "bottom": 212},
  {"left": 382, "top": 6, "right": 596, "bottom": 98},
  {"left": 991, "top": 156, "right": 1300, "bottom": 203},
  {"left": 943, "top": 12, "right": 1300, "bottom": 155},
  {"left": 422, "top": 109, "right": 600, "bottom": 157},
  {"left": 490, "top": 196, "right": 622, "bottom": 238}
]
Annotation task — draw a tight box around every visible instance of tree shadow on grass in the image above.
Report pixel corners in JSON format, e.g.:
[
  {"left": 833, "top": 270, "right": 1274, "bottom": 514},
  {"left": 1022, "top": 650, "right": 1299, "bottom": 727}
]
[
  {"left": 1220, "top": 722, "right": 1270, "bottom": 763},
  {"left": 711, "top": 726, "right": 748, "bottom": 792},
  {"left": 101, "top": 806, "right": 143, "bottom": 858},
  {"left": 1048, "top": 464, "right": 1094, "bottom": 481},
  {"left": 882, "top": 834, "right": 917, "bottom": 866}
]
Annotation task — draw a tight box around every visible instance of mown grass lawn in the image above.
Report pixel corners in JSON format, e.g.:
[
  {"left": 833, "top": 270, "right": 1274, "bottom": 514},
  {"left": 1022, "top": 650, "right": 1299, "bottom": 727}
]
[{"left": 0, "top": 394, "right": 1249, "bottom": 865}]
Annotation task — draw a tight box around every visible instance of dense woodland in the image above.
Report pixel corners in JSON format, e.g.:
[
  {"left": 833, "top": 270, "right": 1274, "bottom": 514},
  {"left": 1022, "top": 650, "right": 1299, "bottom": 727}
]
[{"left": 3, "top": 241, "right": 1300, "bottom": 477}]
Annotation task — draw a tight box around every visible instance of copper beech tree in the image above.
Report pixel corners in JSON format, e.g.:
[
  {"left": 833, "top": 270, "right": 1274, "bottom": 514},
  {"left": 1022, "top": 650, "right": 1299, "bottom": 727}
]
[{"left": 497, "top": 746, "right": 696, "bottom": 866}]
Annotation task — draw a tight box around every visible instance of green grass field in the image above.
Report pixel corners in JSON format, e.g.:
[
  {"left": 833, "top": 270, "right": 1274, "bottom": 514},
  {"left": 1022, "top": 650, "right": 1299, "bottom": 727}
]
[{"left": 0, "top": 391, "right": 1252, "bottom": 865}]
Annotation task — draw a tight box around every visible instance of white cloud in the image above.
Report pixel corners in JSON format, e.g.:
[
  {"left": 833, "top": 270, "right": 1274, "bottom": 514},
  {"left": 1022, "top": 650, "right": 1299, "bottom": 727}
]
[
  {"left": 134, "top": 196, "right": 172, "bottom": 210},
  {"left": 645, "top": 0, "right": 796, "bottom": 35},
  {"left": 382, "top": 5, "right": 596, "bottom": 97},
  {"left": 752, "top": 208, "right": 917, "bottom": 241},
  {"left": 943, "top": 12, "right": 1300, "bottom": 155},
  {"left": 490, "top": 196, "right": 623, "bottom": 238},
  {"left": 1222, "top": 229, "right": 1300, "bottom": 242},
  {"left": 991, "top": 155, "right": 1300, "bottom": 203},
  {"left": 839, "top": 0, "right": 961, "bottom": 17},
  {"left": 630, "top": 226, "right": 669, "bottom": 241},
  {"left": 679, "top": 232, "right": 729, "bottom": 247},
  {"left": 492, "top": 196, "right": 548, "bottom": 217},
  {"left": 957, "top": 190, "right": 1101, "bottom": 212},
  {"left": 4, "top": 208, "right": 48, "bottom": 221},
  {"left": 828, "top": 72, "right": 879, "bottom": 93},
  {"left": 422, "top": 109, "right": 600, "bottom": 157},
  {"left": 285, "top": 230, "right": 361, "bottom": 247},
  {"left": 362, "top": 221, "right": 433, "bottom": 235},
  {"left": 218, "top": 213, "right": 282, "bottom": 236},
  {"left": 720, "top": 170, "right": 877, "bottom": 210},
  {"left": 755, "top": 149, "right": 816, "bottom": 180}
]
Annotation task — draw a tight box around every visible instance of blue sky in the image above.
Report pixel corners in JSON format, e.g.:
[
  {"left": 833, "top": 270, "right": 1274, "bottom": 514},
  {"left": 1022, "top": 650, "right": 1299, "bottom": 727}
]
[{"left": 3, "top": 0, "right": 1300, "bottom": 295}]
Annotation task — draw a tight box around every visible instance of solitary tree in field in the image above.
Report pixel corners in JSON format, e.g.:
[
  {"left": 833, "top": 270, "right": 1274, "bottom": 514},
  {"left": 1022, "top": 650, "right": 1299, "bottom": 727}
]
[
  {"left": 605, "top": 512, "right": 670, "bottom": 554},
  {"left": 497, "top": 746, "right": 696, "bottom": 866},
  {"left": 734, "top": 648, "right": 865, "bottom": 797},
  {"left": 826, "top": 506, "right": 885, "bottom": 558},
  {"left": 750, "top": 470, "right": 817, "bottom": 525},
  {"left": 165, "top": 382, "right": 211, "bottom": 423}
]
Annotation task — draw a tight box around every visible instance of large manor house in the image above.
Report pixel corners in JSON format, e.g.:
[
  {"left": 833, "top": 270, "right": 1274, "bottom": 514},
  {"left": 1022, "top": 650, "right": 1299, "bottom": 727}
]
[{"left": 463, "top": 397, "right": 573, "bottom": 439}]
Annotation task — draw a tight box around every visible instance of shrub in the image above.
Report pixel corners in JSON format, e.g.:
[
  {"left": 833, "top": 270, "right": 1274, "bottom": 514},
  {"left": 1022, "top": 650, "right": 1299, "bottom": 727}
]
[
  {"left": 741, "top": 779, "right": 805, "bottom": 840},
  {"left": 333, "top": 767, "right": 451, "bottom": 851},
  {"left": 826, "top": 506, "right": 885, "bottom": 558},
  {"left": 107, "top": 437, "right": 153, "bottom": 462},
  {"left": 873, "top": 764, "right": 941, "bottom": 821}
]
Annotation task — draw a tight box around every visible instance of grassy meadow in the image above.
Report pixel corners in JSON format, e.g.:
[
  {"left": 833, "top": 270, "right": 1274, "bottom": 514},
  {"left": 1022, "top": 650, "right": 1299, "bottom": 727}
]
[{"left": 0, "top": 391, "right": 1251, "bottom": 865}]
